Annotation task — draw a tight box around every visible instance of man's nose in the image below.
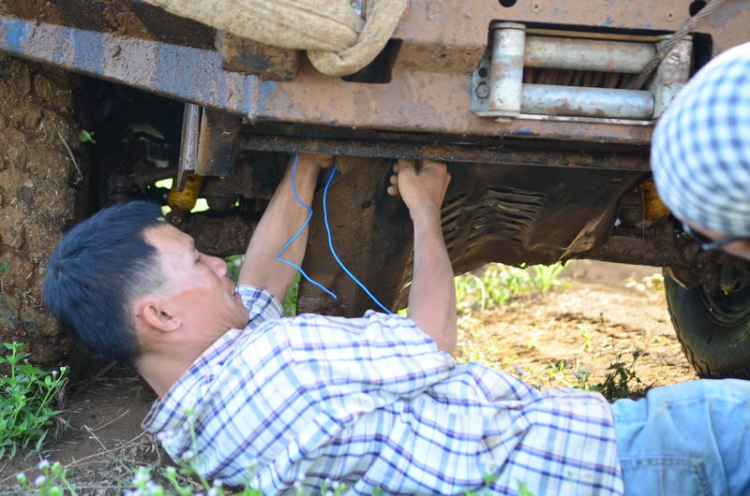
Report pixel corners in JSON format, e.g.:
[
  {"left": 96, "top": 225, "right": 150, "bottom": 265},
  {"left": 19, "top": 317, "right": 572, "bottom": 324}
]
[{"left": 208, "top": 255, "right": 227, "bottom": 278}]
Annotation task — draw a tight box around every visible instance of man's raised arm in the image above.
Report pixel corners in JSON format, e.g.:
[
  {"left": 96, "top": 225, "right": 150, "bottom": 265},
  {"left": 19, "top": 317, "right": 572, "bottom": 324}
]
[
  {"left": 388, "top": 159, "right": 457, "bottom": 353},
  {"left": 238, "top": 153, "right": 332, "bottom": 303}
]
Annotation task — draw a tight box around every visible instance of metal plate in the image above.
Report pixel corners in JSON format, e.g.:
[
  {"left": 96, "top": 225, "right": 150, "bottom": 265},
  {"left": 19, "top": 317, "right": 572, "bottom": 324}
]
[{"left": 2, "top": 1, "right": 747, "bottom": 144}]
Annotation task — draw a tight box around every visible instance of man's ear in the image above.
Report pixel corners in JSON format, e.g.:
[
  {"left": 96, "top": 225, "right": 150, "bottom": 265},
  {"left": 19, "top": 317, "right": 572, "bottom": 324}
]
[{"left": 135, "top": 297, "right": 181, "bottom": 333}]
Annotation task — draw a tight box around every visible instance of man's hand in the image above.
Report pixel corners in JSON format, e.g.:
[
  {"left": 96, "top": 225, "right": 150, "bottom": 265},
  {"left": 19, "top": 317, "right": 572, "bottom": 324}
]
[
  {"left": 387, "top": 159, "right": 450, "bottom": 216},
  {"left": 388, "top": 159, "right": 457, "bottom": 354},
  {"left": 303, "top": 153, "right": 335, "bottom": 171}
]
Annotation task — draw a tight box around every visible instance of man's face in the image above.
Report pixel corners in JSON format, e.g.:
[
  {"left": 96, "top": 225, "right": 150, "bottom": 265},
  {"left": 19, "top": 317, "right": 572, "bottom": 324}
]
[{"left": 144, "top": 224, "right": 249, "bottom": 336}]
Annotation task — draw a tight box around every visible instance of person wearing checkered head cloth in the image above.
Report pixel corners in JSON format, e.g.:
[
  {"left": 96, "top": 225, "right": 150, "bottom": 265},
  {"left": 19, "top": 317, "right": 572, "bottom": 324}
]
[{"left": 651, "top": 41, "right": 750, "bottom": 259}]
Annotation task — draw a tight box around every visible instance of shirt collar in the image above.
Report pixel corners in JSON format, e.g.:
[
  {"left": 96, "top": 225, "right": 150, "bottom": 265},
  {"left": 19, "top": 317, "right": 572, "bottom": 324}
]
[{"left": 141, "top": 326, "right": 244, "bottom": 433}]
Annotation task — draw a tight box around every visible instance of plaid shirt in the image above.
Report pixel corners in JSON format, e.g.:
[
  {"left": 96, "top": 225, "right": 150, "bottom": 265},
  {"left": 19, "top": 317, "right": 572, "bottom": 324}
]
[{"left": 143, "top": 286, "right": 623, "bottom": 495}]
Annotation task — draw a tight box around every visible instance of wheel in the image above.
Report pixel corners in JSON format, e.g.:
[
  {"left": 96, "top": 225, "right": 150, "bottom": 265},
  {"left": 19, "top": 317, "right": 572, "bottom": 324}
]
[
  {"left": 0, "top": 56, "right": 82, "bottom": 363},
  {"left": 664, "top": 268, "right": 750, "bottom": 379}
]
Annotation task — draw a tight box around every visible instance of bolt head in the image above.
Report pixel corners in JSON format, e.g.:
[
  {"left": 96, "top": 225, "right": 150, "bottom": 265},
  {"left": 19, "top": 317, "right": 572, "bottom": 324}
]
[{"left": 476, "top": 82, "right": 490, "bottom": 99}]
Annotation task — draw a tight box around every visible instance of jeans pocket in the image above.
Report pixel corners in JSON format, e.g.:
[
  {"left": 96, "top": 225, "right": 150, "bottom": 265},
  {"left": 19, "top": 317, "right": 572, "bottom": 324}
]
[{"left": 619, "top": 456, "right": 712, "bottom": 496}]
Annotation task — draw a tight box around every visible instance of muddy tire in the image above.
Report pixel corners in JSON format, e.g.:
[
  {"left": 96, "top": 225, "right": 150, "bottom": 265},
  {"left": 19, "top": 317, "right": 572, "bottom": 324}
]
[
  {"left": 664, "top": 269, "right": 750, "bottom": 379},
  {"left": 0, "top": 56, "right": 81, "bottom": 363}
]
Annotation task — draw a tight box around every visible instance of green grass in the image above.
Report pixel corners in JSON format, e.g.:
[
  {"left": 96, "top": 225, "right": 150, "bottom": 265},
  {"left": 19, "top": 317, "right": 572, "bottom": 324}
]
[
  {"left": 0, "top": 343, "right": 68, "bottom": 459},
  {"left": 453, "top": 261, "right": 647, "bottom": 402},
  {"left": 225, "top": 254, "right": 244, "bottom": 284},
  {"left": 225, "top": 255, "right": 299, "bottom": 316},
  {"left": 455, "top": 262, "right": 569, "bottom": 312},
  {"left": 625, "top": 272, "right": 665, "bottom": 293},
  {"left": 282, "top": 273, "right": 300, "bottom": 316}
]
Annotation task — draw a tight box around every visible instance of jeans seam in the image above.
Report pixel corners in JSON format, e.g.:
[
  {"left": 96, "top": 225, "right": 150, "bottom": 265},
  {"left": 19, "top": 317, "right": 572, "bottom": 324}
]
[{"left": 618, "top": 457, "right": 712, "bottom": 496}]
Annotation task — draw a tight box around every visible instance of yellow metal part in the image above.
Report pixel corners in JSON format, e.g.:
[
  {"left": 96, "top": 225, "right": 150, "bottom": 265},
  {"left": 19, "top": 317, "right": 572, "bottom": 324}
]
[
  {"left": 167, "top": 173, "right": 205, "bottom": 211},
  {"left": 639, "top": 179, "right": 670, "bottom": 221}
]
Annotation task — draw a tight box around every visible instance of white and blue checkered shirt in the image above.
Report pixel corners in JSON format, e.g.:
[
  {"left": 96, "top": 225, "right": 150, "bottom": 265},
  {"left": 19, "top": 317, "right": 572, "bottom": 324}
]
[{"left": 143, "top": 286, "right": 623, "bottom": 494}]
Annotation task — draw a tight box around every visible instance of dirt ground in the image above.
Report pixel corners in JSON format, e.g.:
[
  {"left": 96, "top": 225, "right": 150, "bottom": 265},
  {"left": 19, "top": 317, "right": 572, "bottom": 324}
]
[
  {"left": 0, "top": 261, "right": 697, "bottom": 494},
  {"left": 455, "top": 260, "right": 695, "bottom": 393}
]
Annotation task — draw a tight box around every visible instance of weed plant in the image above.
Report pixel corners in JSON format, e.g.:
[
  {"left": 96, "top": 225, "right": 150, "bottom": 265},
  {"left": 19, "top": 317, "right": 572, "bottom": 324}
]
[
  {"left": 225, "top": 256, "right": 299, "bottom": 316},
  {"left": 529, "top": 263, "right": 568, "bottom": 292},
  {"left": 0, "top": 343, "right": 68, "bottom": 459},
  {"left": 625, "top": 272, "right": 665, "bottom": 294},
  {"left": 455, "top": 262, "right": 569, "bottom": 312},
  {"left": 594, "top": 351, "right": 645, "bottom": 400}
]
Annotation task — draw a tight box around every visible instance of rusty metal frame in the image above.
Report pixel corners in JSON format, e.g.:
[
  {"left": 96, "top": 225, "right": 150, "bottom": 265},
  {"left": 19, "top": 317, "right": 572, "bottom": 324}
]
[
  {"left": 1, "top": 0, "right": 748, "bottom": 145},
  {"left": 296, "top": 155, "right": 646, "bottom": 315},
  {"left": 240, "top": 134, "right": 650, "bottom": 171}
]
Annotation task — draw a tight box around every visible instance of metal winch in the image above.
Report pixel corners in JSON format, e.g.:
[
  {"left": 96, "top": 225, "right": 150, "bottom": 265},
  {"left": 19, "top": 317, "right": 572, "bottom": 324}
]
[{"left": 472, "top": 23, "right": 693, "bottom": 124}]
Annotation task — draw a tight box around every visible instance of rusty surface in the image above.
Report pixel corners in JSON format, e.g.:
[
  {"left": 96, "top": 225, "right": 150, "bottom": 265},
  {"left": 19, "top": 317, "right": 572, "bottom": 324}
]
[
  {"left": 296, "top": 158, "right": 744, "bottom": 316},
  {"left": 4, "top": 0, "right": 215, "bottom": 49},
  {"left": 586, "top": 220, "right": 750, "bottom": 290},
  {"left": 240, "top": 134, "right": 651, "bottom": 171},
  {"left": 176, "top": 103, "right": 200, "bottom": 191},
  {"left": 488, "top": 0, "right": 747, "bottom": 57},
  {"left": 196, "top": 107, "right": 241, "bottom": 177},
  {"left": 2, "top": 0, "right": 748, "bottom": 144},
  {"left": 297, "top": 157, "right": 413, "bottom": 317},
  {"left": 650, "top": 37, "right": 692, "bottom": 118},
  {"left": 297, "top": 156, "right": 643, "bottom": 316},
  {"left": 216, "top": 30, "right": 300, "bottom": 81},
  {"left": 388, "top": 0, "right": 746, "bottom": 72},
  {"left": 124, "top": 0, "right": 215, "bottom": 49},
  {"left": 6, "top": 0, "right": 745, "bottom": 66}
]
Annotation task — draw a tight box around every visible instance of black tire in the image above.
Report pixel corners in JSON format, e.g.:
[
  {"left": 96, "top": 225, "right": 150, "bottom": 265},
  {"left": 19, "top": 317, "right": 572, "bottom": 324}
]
[{"left": 664, "top": 269, "right": 750, "bottom": 379}]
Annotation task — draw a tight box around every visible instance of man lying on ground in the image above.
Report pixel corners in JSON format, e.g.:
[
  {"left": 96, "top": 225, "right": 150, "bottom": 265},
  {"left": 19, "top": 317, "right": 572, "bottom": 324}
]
[{"left": 43, "top": 42, "right": 750, "bottom": 496}]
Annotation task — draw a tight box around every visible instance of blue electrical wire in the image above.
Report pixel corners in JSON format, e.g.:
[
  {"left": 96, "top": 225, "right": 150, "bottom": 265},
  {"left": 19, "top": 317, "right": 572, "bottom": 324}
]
[
  {"left": 322, "top": 167, "right": 393, "bottom": 315},
  {"left": 276, "top": 154, "right": 337, "bottom": 300},
  {"left": 279, "top": 153, "right": 393, "bottom": 314}
]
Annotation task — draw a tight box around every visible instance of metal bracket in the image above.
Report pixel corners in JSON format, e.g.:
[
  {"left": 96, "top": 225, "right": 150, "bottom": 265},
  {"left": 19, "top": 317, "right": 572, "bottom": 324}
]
[
  {"left": 177, "top": 103, "right": 201, "bottom": 192},
  {"left": 216, "top": 30, "right": 300, "bottom": 81},
  {"left": 177, "top": 104, "right": 241, "bottom": 191}
]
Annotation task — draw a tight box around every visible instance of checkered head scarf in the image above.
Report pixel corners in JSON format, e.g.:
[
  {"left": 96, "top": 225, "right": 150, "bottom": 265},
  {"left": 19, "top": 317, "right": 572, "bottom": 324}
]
[{"left": 651, "top": 42, "right": 750, "bottom": 236}]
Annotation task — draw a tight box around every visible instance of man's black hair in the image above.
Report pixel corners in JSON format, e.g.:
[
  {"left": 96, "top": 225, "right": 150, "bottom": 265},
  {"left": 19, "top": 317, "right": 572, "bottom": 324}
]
[{"left": 43, "top": 201, "right": 165, "bottom": 363}]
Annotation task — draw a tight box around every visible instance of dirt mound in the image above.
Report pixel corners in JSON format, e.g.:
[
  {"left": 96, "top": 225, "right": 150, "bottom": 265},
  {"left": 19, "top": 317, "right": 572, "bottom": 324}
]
[{"left": 0, "top": 56, "right": 81, "bottom": 363}]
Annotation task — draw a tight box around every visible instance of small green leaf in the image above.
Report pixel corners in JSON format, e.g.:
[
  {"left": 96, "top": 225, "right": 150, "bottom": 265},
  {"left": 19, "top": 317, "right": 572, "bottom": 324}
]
[
  {"left": 129, "top": 122, "right": 166, "bottom": 140},
  {"left": 0, "top": 262, "right": 9, "bottom": 274},
  {"left": 78, "top": 130, "right": 97, "bottom": 144}
]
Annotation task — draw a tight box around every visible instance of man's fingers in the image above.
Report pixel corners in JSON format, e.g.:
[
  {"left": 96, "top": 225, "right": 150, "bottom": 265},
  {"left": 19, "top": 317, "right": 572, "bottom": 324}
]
[
  {"left": 390, "top": 174, "right": 398, "bottom": 185},
  {"left": 420, "top": 159, "right": 447, "bottom": 173},
  {"left": 306, "top": 153, "right": 335, "bottom": 169},
  {"left": 387, "top": 184, "right": 400, "bottom": 196},
  {"left": 397, "top": 159, "right": 417, "bottom": 174}
]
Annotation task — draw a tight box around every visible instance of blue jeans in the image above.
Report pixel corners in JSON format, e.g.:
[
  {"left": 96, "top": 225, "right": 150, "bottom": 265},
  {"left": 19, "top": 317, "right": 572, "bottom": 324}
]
[{"left": 612, "top": 379, "right": 750, "bottom": 496}]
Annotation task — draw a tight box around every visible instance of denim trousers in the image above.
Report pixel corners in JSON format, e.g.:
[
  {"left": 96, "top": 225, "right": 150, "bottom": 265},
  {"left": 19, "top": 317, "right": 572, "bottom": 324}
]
[{"left": 612, "top": 379, "right": 750, "bottom": 495}]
